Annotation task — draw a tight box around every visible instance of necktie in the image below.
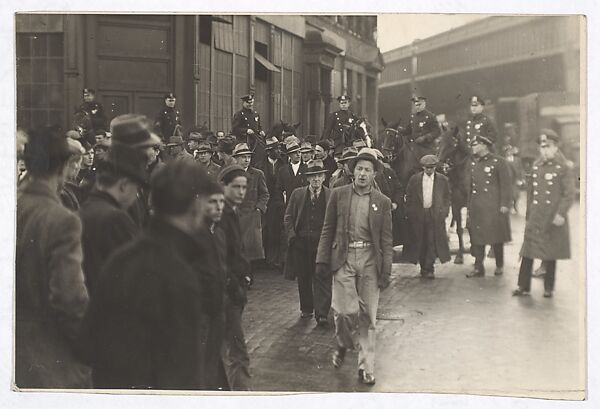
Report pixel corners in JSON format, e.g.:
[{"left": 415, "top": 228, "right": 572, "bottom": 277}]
[{"left": 312, "top": 189, "right": 318, "bottom": 203}]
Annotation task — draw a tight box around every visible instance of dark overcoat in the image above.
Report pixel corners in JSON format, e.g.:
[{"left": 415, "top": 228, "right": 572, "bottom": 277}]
[
  {"left": 16, "top": 180, "right": 90, "bottom": 388},
  {"left": 262, "top": 158, "right": 286, "bottom": 264},
  {"left": 464, "top": 113, "right": 497, "bottom": 145},
  {"left": 79, "top": 190, "right": 139, "bottom": 297},
  {"left": 322, "top": 109, "right": 358, "bottom": 152},
  {"left": 316, "top": 184, "right": 393, "bottom": 288},
  {"left": 403, "top": 171, "right": 451, "bottom": 264},
  {"left": 154, "top": 106, "right": 182, "bottom": 141},
  {"left": 403, "top": 109, "right": 441, "bottom": 160},
  {"left": 275, "top": 162, "right": 308, "bottom": 205},
  {"left": 238, "top": 167, "right": 269, "bottom": 261},
  {"left": 283, "top": 185, "right": 331, "bottom": 279},
  {"left": 220, "top": 201, "right": 250, "bottom": 306},
  {"left": 520, "top": 151, "right": 575, "bottom": 260},
  {"left": 81, "top": 218, "right": 209, "bottom": 389},
  {"left": 467, "top": 153, "right": 512, "bottom": 245}
]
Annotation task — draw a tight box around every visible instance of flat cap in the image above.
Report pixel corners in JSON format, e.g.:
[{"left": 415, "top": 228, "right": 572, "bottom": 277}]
[
  {"left": 420, "top": 154, "right": 439, "bottom": 167},
  {"left": 538, "top": 128, "right": 560, "bottom": 144}
]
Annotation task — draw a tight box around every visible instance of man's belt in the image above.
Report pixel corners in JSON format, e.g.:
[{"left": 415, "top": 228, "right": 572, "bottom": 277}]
[{"left": 348, "top": 241, "right": 372, "bottom": 249}]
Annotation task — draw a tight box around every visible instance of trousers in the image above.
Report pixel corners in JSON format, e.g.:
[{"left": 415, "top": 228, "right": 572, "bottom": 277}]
[
  {"left": 332, "top": 247, "right": 380, "bottom": 374},
  {"left": 472, "top": 243, "right": 504, "bottom": 271},
  {"left": 221, "top": 295, "right": 251, "bottom": 391},
  {"left": 518, "top": 257, "right": 557, "bottom": 292},
  {"left": 419, "top": 209, "right": 436, "bottom": 273},
  {"left": 293, "top": 236, "right": 332, "bottom": 318}
]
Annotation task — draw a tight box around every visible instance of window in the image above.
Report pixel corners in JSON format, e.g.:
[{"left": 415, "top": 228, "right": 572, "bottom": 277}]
[
  {"left": 213, "top": 50, "right": 233, "bottom": 132},
  {"left": 16, "top": 33, "right": 64, "bottom": 130}
]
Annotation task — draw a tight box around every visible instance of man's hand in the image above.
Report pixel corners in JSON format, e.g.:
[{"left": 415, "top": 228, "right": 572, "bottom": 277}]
[
  {"left": 391, "top": 203, "right": 398, "bottom": 211},
  {"left": 378, "top": 275, "right": 390, "bottom": 290},
  {"left": 499, "top": 206, "right": 510, "bottom": 214},
  {"left": 552, "top": 214, "right": 566, "bottom": 226},
  {"left": 247, "top": 129, "right": 254, "bottom": 135}
]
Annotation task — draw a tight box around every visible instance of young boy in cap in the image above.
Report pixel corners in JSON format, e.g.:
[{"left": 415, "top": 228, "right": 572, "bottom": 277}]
[
  {"left": 512, "top": 129, "right": 575, "bottom": 298},
  {"left": 195, "top": 141, "right": 222, "bottom": 180},
  {"left": 404, "top": 154, "right": 451, "bottom": 279}
]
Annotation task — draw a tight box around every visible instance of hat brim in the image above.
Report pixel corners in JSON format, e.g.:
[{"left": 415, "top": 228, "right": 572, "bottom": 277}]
[
  {"left": 232, "top": 150, "right": 253, "bottom": 157},
  {"left": 286, "top": 148, "right": 301, "bottom": 154},
  {"left": 304, "top": 169, "right": 329, "bottom": 175},
  {"left": 131, "top": 132, "right": 162, "bottom": 148}
]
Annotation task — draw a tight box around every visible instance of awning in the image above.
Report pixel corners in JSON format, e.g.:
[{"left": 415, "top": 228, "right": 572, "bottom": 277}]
[{"left": 255, "top": 53, "right": 281, "bottom": 73}]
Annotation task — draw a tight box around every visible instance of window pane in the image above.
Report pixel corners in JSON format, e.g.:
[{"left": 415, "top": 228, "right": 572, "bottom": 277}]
[
  {"left": 47, "top": 34, "right": 63, "bottom": 57},
  {"left": 32, "top": 60, "right": 47, "bottom": 83},
  {"left": 31, "top": 35, "right": 47, "bottom": 57},
  {"left": 16, "top": 58, "right": 32, "bottom": 84},
  {"left": 16, "top": 35, "right": 31, "bottom": 57},
  {"left": 48, "top": 110, "right": 63, "bottom": 127},
  {"left": 31, "top": 85, "right": 49, "bottom": 109},
  {"left": 48, "top": 84, "right": 64, "bottom": 107},
  {"left": 47, "top": 58, "right": 63, "bottom": 83},
  {"left": 17, "top": 84, "right": 32, "bottom": 109},
  {"left": 31, "top": 110, "right": 48, "bottom": 128}
]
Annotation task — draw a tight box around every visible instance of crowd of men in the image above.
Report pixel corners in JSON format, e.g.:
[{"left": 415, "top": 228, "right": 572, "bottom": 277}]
[{"left": 15, "top": 88, "right": 576, "bottom": 390}]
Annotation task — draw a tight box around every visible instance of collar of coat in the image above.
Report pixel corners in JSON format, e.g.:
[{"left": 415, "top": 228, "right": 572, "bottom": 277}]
[
  {"left": 18, "top": 178, "right": 60, "bottom": 203},
  {"left": 88, "top": 189, "right": 123, "bottom": 209},
  {"left": 147, "top": 217, "right": 203, "bottom": 263}
]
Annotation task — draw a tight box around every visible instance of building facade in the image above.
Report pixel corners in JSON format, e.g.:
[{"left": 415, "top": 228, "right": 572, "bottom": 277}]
[{"left": 16, "top": 14, "right": 382, "bottom": 138}]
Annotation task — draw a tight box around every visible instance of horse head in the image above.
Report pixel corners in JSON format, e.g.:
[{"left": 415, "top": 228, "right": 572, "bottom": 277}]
[{"left": 438, "top": 123, "right": 469, "bottom": 175}]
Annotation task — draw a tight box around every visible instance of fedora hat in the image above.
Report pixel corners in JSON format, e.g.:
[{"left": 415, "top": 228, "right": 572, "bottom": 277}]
[
  {"left": 232, "top": 143, "right": 253, "bottom": 157},
  {"left": 349, "top": 147, "right": 382, "bottom": 172},
  {"left": 166, "top": 135, "right": 185, "bottom": 147},
  {"left": 338, "top": 147, "right": 358, "bottom": 163},
  {"left": 285, "top": 141, "right": 301, "bottom": 154},
  {"left": 110, "top": 114, "right": 162, "bottom": 148},
  {"left": 299, "top": 141, "right": 313, "bottom": 153},
  {"left": 265, "top": 136, "right": 279, "bottom": 149},
  {"left": 304, "top": 159, "right": 329, "bottom": 175}
]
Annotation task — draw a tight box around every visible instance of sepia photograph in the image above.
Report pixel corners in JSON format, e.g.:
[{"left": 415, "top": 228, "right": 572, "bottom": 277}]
[{"left": 5, "top": 2, "right": 594, "bottom": 407}]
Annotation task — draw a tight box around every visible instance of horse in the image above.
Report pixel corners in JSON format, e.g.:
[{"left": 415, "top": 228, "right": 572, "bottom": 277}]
[
  {"left": 343, "top": 116, "right": 373, "bottom": 148},
  {"left": 437, "top": 122, "right": 471, "bottom": 264},
  {"left": 380, "top": 117, "right": 421, "bottom": 190}
]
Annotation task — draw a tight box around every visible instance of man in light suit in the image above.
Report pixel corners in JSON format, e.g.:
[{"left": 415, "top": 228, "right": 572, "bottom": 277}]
[
  {"left": 284, "top": 160, "right": 331, "bottom": 325},
  {"left": 316, "top": 148, "right": 393, "bottom": 386}
]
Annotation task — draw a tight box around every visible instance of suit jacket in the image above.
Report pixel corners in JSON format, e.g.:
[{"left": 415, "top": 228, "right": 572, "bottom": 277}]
[
  {"left": 403, "top": 171, "right": 451, "bottom": 264},
  {"left": 16, "top": 179, "right": 90, "bottom": 388},
  {"left": 316, "top": 184, "right": 393, "bottom": 288},
  {"left": 275, "top": 162, "right": 307, "bottom": 205},
  {"left": 283, "top": 185, "right": 331, "bottom": 244}
]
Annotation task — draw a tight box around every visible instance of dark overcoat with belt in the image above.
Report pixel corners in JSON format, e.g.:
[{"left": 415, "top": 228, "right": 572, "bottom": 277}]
[
  {"left": 316, "top": 184, "right": 393, "bottom": 288},
  {"left": 403, "top": 171, "right": 452, "bottom": 264},
  {"left": 520, "top": 151, "right": 575, "bottom": 260},
  {"left": 81, "top": 218, "right": 209, "bottom": 389},
  {"left": 238, "top": 166, "right": 270, "bottom": 261},
  {"left": 466, "top": 153, "right": 512, "bottom": 245},
  {"left": 283, "top": 185, "right": 331, "bottom": 279},
  {"left": 16, "top": 180, "right": 90, "bottom": 388}
]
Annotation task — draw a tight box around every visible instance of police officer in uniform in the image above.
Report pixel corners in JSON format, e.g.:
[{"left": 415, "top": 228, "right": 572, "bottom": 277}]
[
  {"left": 464, "top": 95, "right": 497, "bottom": 147},
  {"left": 466, "top": 133, "right": 512, "bottom": 277},
  {"left": 401, "top": 95, "right": 441, "bottom": 163},
  {"left": 232, "top": 94, "right": 266, "bottom": 169},
  {"left": 322, "top": 94, "right": 358, "bottom": 154},
  {"left": 512, "top": 129, "right": 575, "bottom": 298},
  {"left": 75, "top": 88, "right": 108, "bottom": 144},
  {"left": 154, "top": 92, "right": 182, "bottom": 143}
]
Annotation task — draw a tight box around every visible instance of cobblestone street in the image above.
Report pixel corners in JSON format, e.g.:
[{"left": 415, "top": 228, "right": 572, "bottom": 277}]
[{"left": 243, "top": 201, "right": 584, "bottom": 398}]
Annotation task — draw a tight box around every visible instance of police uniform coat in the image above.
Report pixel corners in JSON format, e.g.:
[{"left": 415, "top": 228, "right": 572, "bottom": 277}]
[
  {"left": 520, "top": 151, "right": 575, "bottom": 260},
  {"left": 467, "top": 153, "right": 512, "bottom": 245},
  {"left": 464, "top": 113, "right": 497, "bottom": 146},
  {"left": 78, "top": 101, "right": 108, "bottom": 131},
  {"left": 238, "top": 167, "right": 270, "bottom": 261},
  {"left": 283, "top": 185, "right": 331, "bottom": 279},
  {"left": 232, "top": 108, "right": 262, "bottom": 139},
  {"left": 322, "top": 109, "right": 358, "bottom": 152},
  {"left": 16, "top": 180, "right": 90, "bottom": 388},
  {"left": 154, "top": 106, "right": 182, "bottom": 141},
  {"left": 81, "top": 217, "right": 209, "bottom": 389},
  {"left": 316, "top": 184, "right": 393, "bottom": 289},
  {"left": 403, "top": 109, "right": 441, "bottom": 160},
  {"left": 403, "top": 171, "right": 451, "bottom": 264}
]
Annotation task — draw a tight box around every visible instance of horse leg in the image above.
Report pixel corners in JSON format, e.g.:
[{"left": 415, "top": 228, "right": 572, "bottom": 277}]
[{"left": 454, "top": 205, "right": 464, "bottom": 264}]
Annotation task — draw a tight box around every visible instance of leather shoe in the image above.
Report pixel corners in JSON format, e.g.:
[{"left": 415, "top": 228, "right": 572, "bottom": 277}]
[
  {"left": 358, "top": 369, "right": 376, "bottom": 385},
  {"left": 332, "top": 347, "right": 346, "bottom": 368},
  {"left": 494, "top": 267, "right": 504, "bottom": 276},
  {"left": 512, "top": 287, "right": 530, "bottom": 296},
  {"left": 466, "top": 269, "right": 484, "bottom": 278},
  {"left": 301, "top": 312, "right": 314, "bottom": 319},
  {"left": 315, "top": 316, "right": 328, "bottom": 327},
  {"left": 543, "top": 291, "right": 553, "bottom": 298}
]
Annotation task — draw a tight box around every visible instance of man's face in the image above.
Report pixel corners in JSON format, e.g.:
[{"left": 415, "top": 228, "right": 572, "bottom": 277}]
[
  {"left": 540, "top": 141, "right": 558, "bottom": 161},
  {"left": 267, "top": 148, "right": 279, "bottom": 160},
  {"left": 82, "top": 149, "right": 94, "bottom": 167},
  {"left": 216, "top": 131, "right": 225, "bottom": 140},
  {"left": 423, "top": 166, "right": 436, "bottom": 176},
  {"left": 289, "top": 151, "right": 301, "bottom": 164},
  {"left": 339, "top": 100, "right": 350, "bottom": 111},
  {"left": 471, "top": 141, "right": 487, "bottom": 157},
  {"left": 470, "top": 103, "right": 484, "bottom": 115},
  {"left": 165, "top": 98, "right": 176, "bottom": 108},
  {"left": 142, "top": 146, "right": 159, "bottom": 166},
  {"left": 314, "top": 146, "right": 326, "bottom": 160},
  {"left": 301, "top": 151, "right": 314, "bottom": 163},
  {"left": 242, "top": 100, "right": 254, "bottom": 110},
  {"left": 414, "top": 99, "right": 426, "bottom": 113},
  {"left": 197, "top": 150, "right": 212, "bottom": 164},
  {"left": 95, "top": 134, "right": 106, "bottom": 144},
  {"left": 307, "top": 173, "right": 326, "bottom": 190},
  {"left": 168, "top": 145, "right": 183, "bottom": 157},
  {"left": 235, "top": 154, "right": 252, "bottom": 169},
  {"left": 207, "top": 192, "right": 225, "bottom": 223},
  {"left": 188, "top": 140, "right": 200, "bottom": 151},
  {"left": 353, "top": 159, "right": 376, "bottom": 188},
  {"left": 83, "top": 92, "right": 95, "bottom": 103},
  {"left": 223, "top": 176, "right": 247, "bottom": 205},
  {"left": 94, "top": 146, "right": 108, "bottom": 161},
  {"left": 17, "top": 157, "right": 26, "bottom": 173}
]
